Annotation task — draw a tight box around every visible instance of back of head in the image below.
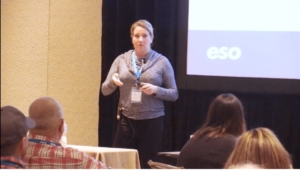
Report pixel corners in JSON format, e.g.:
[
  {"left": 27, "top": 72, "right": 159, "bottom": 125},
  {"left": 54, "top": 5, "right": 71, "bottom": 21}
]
[
  {"left": 1, "top": 106, "right": 36, "bottom": 156},
  {"left": 224, "top": 127, "right": 292, "bottom": 169},
  {"left": 28, "top": 97, "right": 63, "bottom": 137},
  {"left": 193, "top": 93, "right": 246, "bottom": 138}
]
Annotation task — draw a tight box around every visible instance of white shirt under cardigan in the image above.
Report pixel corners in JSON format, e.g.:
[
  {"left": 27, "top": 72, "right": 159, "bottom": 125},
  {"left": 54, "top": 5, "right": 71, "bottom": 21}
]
[{"left": 101, "top": 50, "right": 178, "bottom": 120}]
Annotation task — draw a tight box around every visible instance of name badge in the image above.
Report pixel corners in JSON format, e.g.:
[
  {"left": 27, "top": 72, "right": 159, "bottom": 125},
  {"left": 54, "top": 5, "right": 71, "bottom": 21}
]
[{"left": 131, "top": 87, "right": 142, "bottom": 103}]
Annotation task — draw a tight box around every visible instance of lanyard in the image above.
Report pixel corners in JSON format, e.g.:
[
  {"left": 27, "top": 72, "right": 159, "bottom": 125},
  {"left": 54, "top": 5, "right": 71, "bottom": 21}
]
[
  {"left": 131, "top": 51, "right": 144, "bottom": 84},
  {"left": 29, "top": 139, "right": 61, "bottom": 146},
  {"left": 0, "top": 160, "right": 23, "bottom": 168}
]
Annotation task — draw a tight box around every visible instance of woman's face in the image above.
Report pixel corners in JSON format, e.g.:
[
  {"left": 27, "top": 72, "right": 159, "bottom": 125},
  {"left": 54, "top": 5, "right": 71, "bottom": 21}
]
[{"left": 132, "top": 26, "right": 153, "bottom": 57}]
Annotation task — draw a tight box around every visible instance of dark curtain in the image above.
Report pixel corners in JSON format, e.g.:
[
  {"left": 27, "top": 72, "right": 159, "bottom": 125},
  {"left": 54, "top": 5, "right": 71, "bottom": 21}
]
[{"left": 99, "top": 0, "right": 300, "bottom": 168}]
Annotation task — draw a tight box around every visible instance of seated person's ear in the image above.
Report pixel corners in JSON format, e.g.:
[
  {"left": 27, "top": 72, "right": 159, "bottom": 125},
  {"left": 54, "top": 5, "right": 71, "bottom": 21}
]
[
  {"left": 21, "top": 136, "right": 28, "bottom": 149},
  {"left": 59, "top": 119, "right": 65, "bottom": 133},
  {"left": 20, "top": 136, "right": 28, "bottom": 157}
]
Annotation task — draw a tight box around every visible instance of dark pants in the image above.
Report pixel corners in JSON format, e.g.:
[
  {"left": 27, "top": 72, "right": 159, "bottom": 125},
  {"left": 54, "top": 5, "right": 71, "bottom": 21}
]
[{"left": 113, "top": 114, "right": 164, "bottom": 169}]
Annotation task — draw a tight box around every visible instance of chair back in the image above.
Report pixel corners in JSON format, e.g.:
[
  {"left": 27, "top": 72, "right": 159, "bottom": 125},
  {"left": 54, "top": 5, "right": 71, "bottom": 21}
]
[{"left": 148, "top": 160, "right": 184, "bottom": 169}]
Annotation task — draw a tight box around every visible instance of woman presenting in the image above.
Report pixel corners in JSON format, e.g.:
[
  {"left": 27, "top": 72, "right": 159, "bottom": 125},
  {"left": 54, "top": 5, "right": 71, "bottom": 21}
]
[{"left": 101, "top": 20, "right": 178, "bottom": 168}]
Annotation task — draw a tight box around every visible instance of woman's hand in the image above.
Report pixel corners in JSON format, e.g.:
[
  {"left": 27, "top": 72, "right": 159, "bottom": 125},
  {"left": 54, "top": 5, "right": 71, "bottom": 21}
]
[
  {"left": 141, "top": 83, "right": 158, "bottom": 95},
  {"left": 112, "top": 73, "right": 124, "bottom": 86}
]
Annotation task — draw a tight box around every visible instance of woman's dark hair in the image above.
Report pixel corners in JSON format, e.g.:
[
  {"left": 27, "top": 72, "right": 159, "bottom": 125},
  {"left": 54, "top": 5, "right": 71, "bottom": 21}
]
[{"left": 193, "top": 93, "right": 246, "bottom": 139}]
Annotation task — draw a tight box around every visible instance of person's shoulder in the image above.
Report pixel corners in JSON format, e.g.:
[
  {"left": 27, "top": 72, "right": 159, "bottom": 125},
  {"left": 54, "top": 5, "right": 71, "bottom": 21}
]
[
  {"left": 212, "top": 134, "right": 237, "bottom": 147},
  {"left": 198, "top": 135, "right": 236, "bottom": 145},
  {"left": 64, "top": 146, "right": 99, "bottom": 163},
  {"left": 73, "top": 149, "right": 108, "bottom": 169},
  {"left": 119, "top": 50, "right": 134, "bottom": 58},
  {"left": 181, "top": 136, "right": 202, "bottom": 149},
  {"left": 151, "top": 50, "right": 165, "bottom": 59},
  {"left": 111, "top": 50, "right": 133, "bottom": 64},
  {"left": 62, "top": 146, "right": 88, "bottom": 158},
  {"left": 152, "top": 54, "right": 171, "bottom": 65},
  {"left": 223, "top": 134, "right": 237, "bottom": 141}
]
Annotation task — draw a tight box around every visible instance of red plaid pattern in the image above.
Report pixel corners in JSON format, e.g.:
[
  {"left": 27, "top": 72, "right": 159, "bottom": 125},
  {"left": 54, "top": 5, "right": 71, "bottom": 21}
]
[
  {"left": 24, "top": 134, "right": 107, "bottom": 169},
  {"left": 1, "top": 156, "right": 25, "bottom": 169}
]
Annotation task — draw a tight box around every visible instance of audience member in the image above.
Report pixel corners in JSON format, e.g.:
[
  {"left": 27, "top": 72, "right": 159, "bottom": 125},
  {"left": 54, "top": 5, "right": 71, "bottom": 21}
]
[
  {"left": 224, "top": 127, "right": 292, "bottom": 169},
  {"left": 177, "top": 93, "right": 246, "bottom": 169},
  {"left": 23, "top": 97, "right": 108, "bottom": 169},
  {"left": 1, "top": 106, "right": 36, "bottom": 169}
]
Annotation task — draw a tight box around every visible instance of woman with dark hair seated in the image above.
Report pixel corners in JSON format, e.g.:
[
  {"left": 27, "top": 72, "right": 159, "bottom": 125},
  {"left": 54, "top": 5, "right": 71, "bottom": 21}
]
[{"left": 177, "top": 93, "right": 246, "bottom": 169}]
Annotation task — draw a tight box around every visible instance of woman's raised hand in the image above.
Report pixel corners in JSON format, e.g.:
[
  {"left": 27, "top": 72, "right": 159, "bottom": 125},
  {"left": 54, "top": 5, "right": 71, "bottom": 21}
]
[{"left": 112, "top": 73, "right": 124, "bottom": 86}]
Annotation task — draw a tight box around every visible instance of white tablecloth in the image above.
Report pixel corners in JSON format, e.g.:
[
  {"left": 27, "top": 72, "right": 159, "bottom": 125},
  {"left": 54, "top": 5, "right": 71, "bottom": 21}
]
[{"left": 67, "top": 145, "right": 140, "bottom": 169}]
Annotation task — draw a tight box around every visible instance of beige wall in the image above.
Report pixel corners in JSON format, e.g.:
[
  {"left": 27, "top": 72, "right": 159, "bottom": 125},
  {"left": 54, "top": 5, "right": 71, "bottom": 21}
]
[{"left": 1, "top": 0, "right": 102, "bottom": 146}]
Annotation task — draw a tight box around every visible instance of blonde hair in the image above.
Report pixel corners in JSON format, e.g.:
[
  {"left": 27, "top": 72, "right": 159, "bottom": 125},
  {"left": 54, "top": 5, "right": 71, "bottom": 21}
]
[
  {"left": 130, "top": 20, "right": 154, "bottom": 39},
  {"left": 224, "top": 127, "right": 292, "bottom": 169}
]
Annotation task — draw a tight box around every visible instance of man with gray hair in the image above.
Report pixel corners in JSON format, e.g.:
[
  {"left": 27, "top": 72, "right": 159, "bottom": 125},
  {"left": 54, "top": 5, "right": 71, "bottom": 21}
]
[
  {"left": 1, "top": 106, "right": 36, "bottom": 169},
  {"left": 23, "top": 97, "right": 108, "bottom": 169}
]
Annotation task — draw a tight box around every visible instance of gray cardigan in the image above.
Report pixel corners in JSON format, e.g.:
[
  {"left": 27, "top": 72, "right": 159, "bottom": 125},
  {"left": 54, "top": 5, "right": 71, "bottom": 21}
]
[{"left": 101, "top": 50, "right": 178, "bottom": 120}]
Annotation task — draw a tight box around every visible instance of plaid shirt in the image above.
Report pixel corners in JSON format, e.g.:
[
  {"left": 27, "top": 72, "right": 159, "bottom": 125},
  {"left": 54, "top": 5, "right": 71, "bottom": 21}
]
[
  {"left": 1, "top": 156, "right": 25, "bottom": 169},
  {"left": 24, "top": 134, "right": 108, "bottom": 169}
]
